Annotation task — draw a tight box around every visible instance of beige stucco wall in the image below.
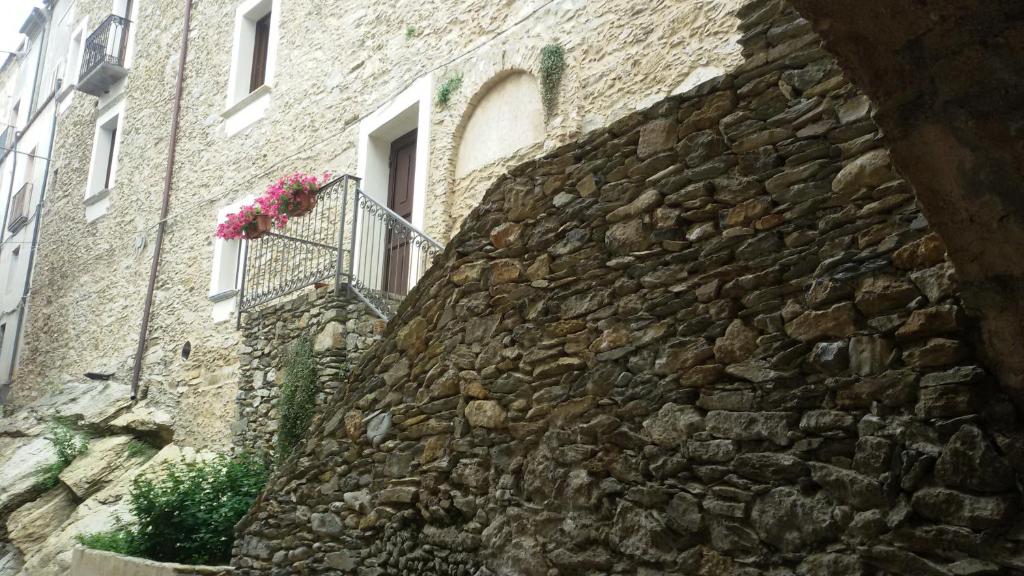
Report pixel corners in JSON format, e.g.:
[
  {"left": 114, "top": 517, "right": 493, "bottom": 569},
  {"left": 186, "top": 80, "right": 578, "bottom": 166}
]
[{"left": 13, "top": 0, "right": 745, "bottom": 449}]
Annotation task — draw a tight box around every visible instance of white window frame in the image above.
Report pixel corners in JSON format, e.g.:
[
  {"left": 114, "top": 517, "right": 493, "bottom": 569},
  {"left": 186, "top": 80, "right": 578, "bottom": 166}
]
[
  {"left": 209, "top": 196, "right": 255, "bottom": 323},
  {"left": 354, "top": 74, "right": 433, "bottom": 293},
  {"left": 221, "top": 0, "right": 280, "bottom": 137},
  {"left": 84, "top": 100, "right": 125, "bottom": 222},
  {"left": 57, "top": 17, "right": 89, "bottom": 111}
]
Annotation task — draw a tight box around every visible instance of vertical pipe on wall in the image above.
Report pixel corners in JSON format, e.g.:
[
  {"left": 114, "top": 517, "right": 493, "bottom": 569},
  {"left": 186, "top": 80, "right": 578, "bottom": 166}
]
[{"left": 130, "top": 0, "right": 193, "bottom": 400}]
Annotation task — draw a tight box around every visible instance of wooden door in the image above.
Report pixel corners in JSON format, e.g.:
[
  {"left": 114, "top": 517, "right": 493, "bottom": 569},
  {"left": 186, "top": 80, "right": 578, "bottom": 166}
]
[{"left": 384, "top": 129, "right": 416, "bottom": 294}]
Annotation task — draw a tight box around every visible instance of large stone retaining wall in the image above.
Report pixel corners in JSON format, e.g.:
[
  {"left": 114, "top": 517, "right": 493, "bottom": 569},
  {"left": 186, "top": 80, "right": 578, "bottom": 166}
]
[
  {"left": 232, "top": 1, "right": 1024, "bottom": 574},
  {"left": 235, "top": 288, "right": 384, "bottom": 456}
]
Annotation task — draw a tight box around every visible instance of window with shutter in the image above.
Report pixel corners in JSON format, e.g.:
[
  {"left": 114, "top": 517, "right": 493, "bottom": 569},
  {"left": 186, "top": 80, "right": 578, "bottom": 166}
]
[{"left": 249, "top": 13, "right": 271, "bottom": 93}]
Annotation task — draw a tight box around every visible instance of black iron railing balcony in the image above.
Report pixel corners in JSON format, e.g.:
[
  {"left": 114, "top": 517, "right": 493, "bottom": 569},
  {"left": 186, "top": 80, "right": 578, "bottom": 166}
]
[
  {"left": 236, "top": 174, "right": 442, "bottom": 323},
  {"left": 78, "top": 15, "right": 130, "bottom": 96}
]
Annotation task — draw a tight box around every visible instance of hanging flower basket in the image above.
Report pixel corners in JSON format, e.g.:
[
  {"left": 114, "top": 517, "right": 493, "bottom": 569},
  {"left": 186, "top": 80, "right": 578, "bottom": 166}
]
[
  {"left": 287, "top": 188, "right": 318, "bottom": 217},
  {"left": 216, "top": 205, "right": 270, "bottom": 240},
  {"left": 213, "top": 172, "right": 330, "bottom": 240},
  {"left": 241, "top": 214, "right": 273, "bottom": 239}
]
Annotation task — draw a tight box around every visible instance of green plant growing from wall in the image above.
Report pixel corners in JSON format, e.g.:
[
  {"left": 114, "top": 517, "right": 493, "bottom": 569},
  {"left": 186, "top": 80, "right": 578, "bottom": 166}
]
[
  {"left": 405, "top": 25, "right": 417, "bottom": 39},
  {"left": 34, "top": 419, "right": 89, "bottom": 490},
  {"left": 436, "top": 73, "right": 463, "bottom": 107},
  {"left": 76, "top": 453, "right": 268, "bottom": 564},
  {"left": 539, "top": 43, "right": 566, "bottom": 116},
  {"left": 275, "top": 337, "right": 318, "bottom": 463}
]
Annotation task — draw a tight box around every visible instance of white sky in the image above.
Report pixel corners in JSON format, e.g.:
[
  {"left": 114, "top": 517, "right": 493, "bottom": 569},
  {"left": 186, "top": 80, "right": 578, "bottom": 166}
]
[{"left": 1, "top": 0, "right": 43, "bottom": 54}]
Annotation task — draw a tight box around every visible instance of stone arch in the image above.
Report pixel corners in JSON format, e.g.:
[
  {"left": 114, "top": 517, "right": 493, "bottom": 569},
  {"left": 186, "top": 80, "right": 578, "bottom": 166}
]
[{"left": 453, "top": 70, "right": 545, "bottom": 179}]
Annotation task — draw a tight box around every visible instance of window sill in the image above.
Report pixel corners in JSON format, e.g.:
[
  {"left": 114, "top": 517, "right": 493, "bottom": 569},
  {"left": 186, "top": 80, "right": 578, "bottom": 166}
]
[
  {"left": 84, "top": 188, "right": 111, "bottom": 206},
  {"left": 208, "top": 289, "right": 238, "bottom": 303},
  {"left": 221, "top": 84, "right": 274, "bottom": 138}
]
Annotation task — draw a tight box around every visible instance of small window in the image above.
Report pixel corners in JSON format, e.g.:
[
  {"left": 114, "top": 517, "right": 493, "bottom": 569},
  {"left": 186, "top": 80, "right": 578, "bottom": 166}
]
[
  {"left": 87, "top": 112, "right": 121, "bottom": 197},
  {"left": 226, "top": 0, "right": 276, "bottom": 107},
  {"left": 249, "top": 13, "right": 270, "bottom": 93}
]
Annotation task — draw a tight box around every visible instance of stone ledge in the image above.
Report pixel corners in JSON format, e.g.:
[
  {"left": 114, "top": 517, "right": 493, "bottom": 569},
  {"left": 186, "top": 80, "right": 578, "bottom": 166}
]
[{"left": 71, "top": 548, "right": 232, "bottom": 576}]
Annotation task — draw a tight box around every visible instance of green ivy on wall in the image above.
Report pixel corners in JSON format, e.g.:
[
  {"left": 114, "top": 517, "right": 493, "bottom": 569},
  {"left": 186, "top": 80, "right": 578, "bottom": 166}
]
[
  {"left": 540, "top": 44, "right": 566, "bottom": 116},
  {"left": 436, "top": 72, "right": 463, "bottom": 107},
  {"left": 275, "top": 337, "right": 318, "bottom": 462}
]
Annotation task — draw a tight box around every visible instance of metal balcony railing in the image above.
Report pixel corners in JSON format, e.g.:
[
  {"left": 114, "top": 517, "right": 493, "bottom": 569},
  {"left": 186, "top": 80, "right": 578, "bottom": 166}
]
[
  {"left": 236, "top": 174, "right": 442, "bottom": 323},
  {"left": 78, "top": 15, "right": 130, "bottom": 96}
]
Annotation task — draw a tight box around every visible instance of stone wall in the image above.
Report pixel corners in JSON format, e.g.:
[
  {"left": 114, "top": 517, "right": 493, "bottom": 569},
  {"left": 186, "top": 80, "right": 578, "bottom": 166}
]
[
  {"left": 235, "top": 288, "right": 384, "bottom": 456},
  {"left": 13, "top": 0, "right": 747, "bottom": 451},
  {"left": 231, "top": 2, "right": 1024, "bottom": 574}
]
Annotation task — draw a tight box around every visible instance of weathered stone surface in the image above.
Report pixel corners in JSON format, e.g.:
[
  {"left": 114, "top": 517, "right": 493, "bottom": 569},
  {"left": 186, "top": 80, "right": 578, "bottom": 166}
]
[
  {"left": 314, "top": 322, "right": 345, "bottom": 352},
  {"left": 848, "top": 336, "right": 894, "bottom": 376},
  {"left": 7, "top": 486, "right": 76, "bottom": 555},
  {"left": 751, "top": 487, "right": 838, "bottom": 552},
  {"left": 911, "top": 488, "right": 1017, "bottom": 530},
  {"left": 832, "top": 149, "right": 896, "bottom": 193},
  {"left": 464, "top": 400, "right": 507, "bottom": 429},
  {"left": 705, "top": 411, "right": 795, "bottom": 446},
  {"left": 809, "top": 463, "right": 887, "bottom": 510},
  {"left": 896, "top": 306, "right": 962, "bottom": 341},
  {"left": 713, "top": 320, "right": 759, "bottom": 363},
  {"left": 786, "top": 302, "right": 858, "bottom": 342},
  {"left": 643, "top": 403, "right": 705, "bottom": 447},
  {"left": 733, "top": 453, "right": 808, "bottom": 482},
  {"left": 58, "top": 435, "right": 136, "bottom": 500},
  {"left": 854, "top": 275, "right": 918, "bottom": 316},
  {"left": 934, "top": 425, "right": 1015, "bottom": 493}
]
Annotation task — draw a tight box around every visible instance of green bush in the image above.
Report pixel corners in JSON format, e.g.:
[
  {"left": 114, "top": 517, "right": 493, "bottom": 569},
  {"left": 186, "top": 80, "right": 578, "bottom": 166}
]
[
  {"left": 35, "top": 420, "right": 89, "bottom": 490},
  {"left": 77, "top": 453, "right": 268, "bottom": 565},
  {"left": 275, "top": 337, "right": 318, "bottom": 463}
]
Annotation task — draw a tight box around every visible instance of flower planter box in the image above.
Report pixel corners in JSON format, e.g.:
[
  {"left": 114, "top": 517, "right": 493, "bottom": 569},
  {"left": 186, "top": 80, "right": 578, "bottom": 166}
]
[
  {"left": 241, "top": 214, "right": 273, "bottom": 240},
  {"left": 286, "top": 188, "right": 318, "bottom": 218}
]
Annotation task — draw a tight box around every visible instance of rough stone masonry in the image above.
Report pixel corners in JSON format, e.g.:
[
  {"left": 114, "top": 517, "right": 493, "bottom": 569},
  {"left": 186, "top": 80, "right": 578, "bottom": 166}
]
[{"left": 231, "top": 1, "right": 1024, "bottom": 574}]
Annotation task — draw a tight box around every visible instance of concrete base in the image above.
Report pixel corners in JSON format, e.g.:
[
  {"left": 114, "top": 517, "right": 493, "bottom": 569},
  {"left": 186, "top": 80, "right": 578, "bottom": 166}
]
[{"left": 71, "top": 548, "right": 232, "bottom": 576}]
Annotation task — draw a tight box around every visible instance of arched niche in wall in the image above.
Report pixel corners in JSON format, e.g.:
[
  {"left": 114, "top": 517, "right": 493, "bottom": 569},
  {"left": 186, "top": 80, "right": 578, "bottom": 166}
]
[{"left": 454, "top": 71, "right": 545, "bottom": 178}]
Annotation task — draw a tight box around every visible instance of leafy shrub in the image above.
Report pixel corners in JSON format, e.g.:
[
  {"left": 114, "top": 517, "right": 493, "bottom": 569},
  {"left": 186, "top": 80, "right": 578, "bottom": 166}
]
[
  {"left": 436, "top": 73, "right": 463, "bottom": 107},
  {"left": 77, "top": 453, "right": 268, "bottom": 565},
  {"left": 35, "top": 420, "right": 89, "bottom": 490},
  {"left": 275, "top": 337, "right": 318, "bottom": 463},
  {"left": 75, "top": 522, "right": 141, "bottom": 556}
]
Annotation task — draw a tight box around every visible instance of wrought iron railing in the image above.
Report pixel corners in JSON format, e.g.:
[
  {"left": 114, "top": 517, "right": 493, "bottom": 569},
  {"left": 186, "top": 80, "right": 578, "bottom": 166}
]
[
  {"left": 236, "top": 174, "right": 442, "bottom": 322},
  {"left": 80, "top": 14, "right": 130, "bottom": 81},
  {"left": 237, "top": 175, "right": 351, "bottom": 316},
  {"left": 346, "top": 189, "right": 443, "bottom": 319}
]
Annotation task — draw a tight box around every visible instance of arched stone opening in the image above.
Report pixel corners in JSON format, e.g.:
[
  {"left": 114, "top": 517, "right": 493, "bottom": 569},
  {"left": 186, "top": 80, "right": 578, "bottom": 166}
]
[{"left": 447, "top": 70, "right": 545, "bottom": 233}]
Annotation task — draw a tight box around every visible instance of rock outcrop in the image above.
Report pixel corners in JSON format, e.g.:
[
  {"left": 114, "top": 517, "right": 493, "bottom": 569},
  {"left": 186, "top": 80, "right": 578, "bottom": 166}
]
[{"left": 0, "top": 382, "right": 180, "bottom": 576}]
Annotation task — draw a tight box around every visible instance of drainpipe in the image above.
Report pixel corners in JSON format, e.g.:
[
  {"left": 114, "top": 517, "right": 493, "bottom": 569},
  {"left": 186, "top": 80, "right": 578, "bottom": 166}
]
[
  {"left": 129, "top": 0, "right": 192, "bottom": 400},
  {"left": 3, "top": 80, "right": 60, "bottom": 398}
]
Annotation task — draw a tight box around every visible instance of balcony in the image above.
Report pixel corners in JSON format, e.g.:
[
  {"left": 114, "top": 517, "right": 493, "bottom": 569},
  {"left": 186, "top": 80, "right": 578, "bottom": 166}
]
[
  {"left": 237, "top": 175, "right": 442, "bottom": 323},
  {"left": 77, "top": 15, "right": 130, "bottom": 96},
  {"left": 7, "top": 182, "right": 31, "bottom": 233}
]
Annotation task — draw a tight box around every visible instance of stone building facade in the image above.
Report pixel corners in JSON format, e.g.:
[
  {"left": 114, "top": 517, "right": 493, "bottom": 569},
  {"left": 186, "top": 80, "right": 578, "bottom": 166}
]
[
  {"left": 231, "top": 1, "right": 1024, "bottom": 574},
  {"left": 6, "top": 0, "right": 749, "bottom": 452}
]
